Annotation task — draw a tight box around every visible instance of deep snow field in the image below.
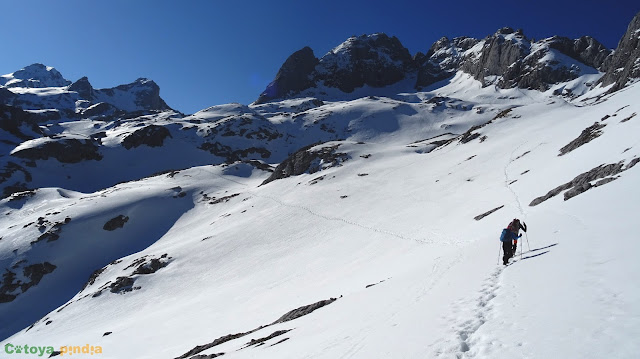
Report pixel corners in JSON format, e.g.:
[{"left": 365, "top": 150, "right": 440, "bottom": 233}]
[{"left": 1, "top": 73, "right": 639, "bottom": 359}]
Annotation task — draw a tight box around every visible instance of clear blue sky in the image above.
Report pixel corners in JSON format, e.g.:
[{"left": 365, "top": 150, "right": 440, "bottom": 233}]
[{"left": 1, "top": 0, "right": 638, "bottom": 114}]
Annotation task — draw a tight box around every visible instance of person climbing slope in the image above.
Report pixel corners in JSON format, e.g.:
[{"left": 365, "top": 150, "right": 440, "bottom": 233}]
[
  {"left": 500, "top": 218, "right": 527, "bottom": 265},
  {"left": 507, "top": 218, "right": 527, "bottom": 253}
]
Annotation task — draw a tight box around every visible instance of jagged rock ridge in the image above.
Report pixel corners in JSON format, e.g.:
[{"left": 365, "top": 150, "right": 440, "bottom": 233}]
[
  {"left": 256, "top": 14, "right": 640, "bottom": 102},
  {"left": 598, "top": 12, "right": 640, "bottom": 92}
]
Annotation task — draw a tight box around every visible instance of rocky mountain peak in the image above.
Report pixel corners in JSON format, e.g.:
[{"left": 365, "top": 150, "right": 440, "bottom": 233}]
[
  {"left": 109, "top": 78, "right": 170, "bottom": 111},
  {"left": 256, "top": 14, "right": 640, "bottom": 103},
  {"left": 0, "top": 63, "right": 71, "bottom": 88},
  {"left": 255, "top": 46, "right": 319, "bottom": 104},
  {"left": 68, "top": 76, "right": 95, "bottom": 101},
  {"left": 545, "top": 35, "right": 611, "bottom": 69},
  {"left": 598, "top": 11, "right": 640, "bottom": 92},
  {"left": 315, "top": 33, "right": 414, "bottom": 93}
]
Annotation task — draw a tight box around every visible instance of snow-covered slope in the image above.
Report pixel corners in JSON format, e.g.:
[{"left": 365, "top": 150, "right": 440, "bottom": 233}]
[
  {"left": 2, "top": 15, "right": 640, "bottom": 358},
  {"left": 1, "top": 70, "right": 639, "bottom": 357}
]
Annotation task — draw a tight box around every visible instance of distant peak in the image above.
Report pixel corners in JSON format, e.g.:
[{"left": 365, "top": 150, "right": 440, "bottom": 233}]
[
  {"left": 1, "top": 63, "right": 71, "bottom": 88},
  {"left": 496, "top": 27, "right": 515, "bottom": 35},
  {"left": 134, "top": 78, "right": 154, "bottom": 84}
]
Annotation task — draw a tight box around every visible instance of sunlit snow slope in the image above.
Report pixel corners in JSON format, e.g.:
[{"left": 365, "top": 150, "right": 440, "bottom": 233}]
[{"left": 1, "top": 68, "right": 639, "bottom": 359}]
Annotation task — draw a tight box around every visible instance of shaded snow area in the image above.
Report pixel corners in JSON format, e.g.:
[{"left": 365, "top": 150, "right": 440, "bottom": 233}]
[{"left": 1, "top": 72, "right": 639, "bottom": 359}]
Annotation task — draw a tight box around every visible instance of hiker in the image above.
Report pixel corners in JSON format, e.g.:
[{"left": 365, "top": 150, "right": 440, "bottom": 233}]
[
  {"left": 507, "top": 218, "right": 527, "bottom": 253},
  {"left": 500, "top": 218, "right": 527, "bottom": 265}
]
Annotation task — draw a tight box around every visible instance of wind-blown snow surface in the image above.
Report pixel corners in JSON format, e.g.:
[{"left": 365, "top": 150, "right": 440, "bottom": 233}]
[{"left": 1, "top": 75, "right": 639, "bottom": 359}]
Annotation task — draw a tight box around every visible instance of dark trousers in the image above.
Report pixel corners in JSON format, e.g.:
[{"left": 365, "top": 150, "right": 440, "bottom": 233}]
[{"left": 502, "top": 241, "right": 513, "bottom": 265}]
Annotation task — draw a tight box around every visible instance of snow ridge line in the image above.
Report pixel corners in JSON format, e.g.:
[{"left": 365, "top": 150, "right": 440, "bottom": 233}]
[{"left": 249, "top": 192, "right": 440, "bottom": 245}]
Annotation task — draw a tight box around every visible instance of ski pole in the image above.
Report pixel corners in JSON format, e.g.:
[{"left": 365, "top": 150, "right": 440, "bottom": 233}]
[
  {"left": 525, "top": 232, "right": 531, "bottom": 251},
  {"left": 498, "top": 243, "right": 501, "bottom": 265}
]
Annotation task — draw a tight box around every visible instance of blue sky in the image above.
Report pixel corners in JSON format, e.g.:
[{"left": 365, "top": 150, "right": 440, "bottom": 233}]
[{"left": 1, "top": 0, "right": 638, "bottom": 114}]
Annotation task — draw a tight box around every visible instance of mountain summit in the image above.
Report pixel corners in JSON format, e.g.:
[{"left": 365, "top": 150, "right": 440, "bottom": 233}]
[
  {"left": 256, "top": 15, "right": 640, "bottom": 103},
  {"left": 0, "top": 63, "right": 71, "bottom": 88},
  {"left": 0, "top": 64, "right": 172, "bottom": 114}
]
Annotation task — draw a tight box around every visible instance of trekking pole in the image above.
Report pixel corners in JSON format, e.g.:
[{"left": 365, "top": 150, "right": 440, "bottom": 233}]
[{"left": 498, "top": 244, "right": 501, "bottom": 265}]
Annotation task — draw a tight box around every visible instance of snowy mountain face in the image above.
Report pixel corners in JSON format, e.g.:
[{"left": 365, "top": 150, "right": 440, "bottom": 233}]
[
  {"left": 599, "top": 12, "right": 640, "bottom": 92},
  {"left": 0, "top": 64, "right": 71, "bottom": 89},
  {"left": 1, "top": 12, "right": 640, "bottom": 359},
  {"left": 257, "top": 27, "right": 619, "bottom": 104}
]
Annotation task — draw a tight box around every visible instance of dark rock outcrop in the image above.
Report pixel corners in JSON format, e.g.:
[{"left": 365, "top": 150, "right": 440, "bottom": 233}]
[
  {"left": 1, "top": 262, "right": 57, "bottom": 302},
  {"left": 104, "top": 78, "right": 171, "bottom": 111},
  {"left": 175, "top": 297, "right": 336, "bottom": 359},
  {"left": 121, "top": 125, "right": 172, "bottom": 149},
  {"left": 22, "top": 262, "right": 57, "bottom": 292},
  {"left": 474, "top": 205, "right": 504, "bottom": 221},
  {"left": 271, "top": 298, "right": 337, "bottom": 324},
  {"left": 0, "top": 87, "right": 17, "bottom": 103},
  {"left": 255, "top": 33, "right": 415, "bottom": 102},
  {"left": 558, "top": 122, "right": 606, "bottom": 156},
  {"left": 199, "top": 142, "right": 271, "bottom": 163},
  {"left": 0, "top": 104, "right": 44, "bottom": 140},
  {"left": 244, "top": 330, "right": 291, "bottom": 348},
  {"left": 109, "top": 276, "right": 138, "bottom": 294},
  {"left": 261, "top": 143, "right": 348, "bottom": 185},
  {"left": 415, "top": 36, "right": 478, "bottom": 89},
  {"left": 547, "top": 36, "right": 611, "bottom": 70},
  {"left": 1, "top": 162, "right": 34, "bottom": 195},
  {"left": 598, "top": 12, "right": 640, "bottom": 92},
  {"left": 103, "top": 215, "right": 129, "bottom": 231},
  {"left": 32, "top": 217, "right": 71, "bottom": 244},
  {"left": 255, "top": 47, "right": 319, "bottom": 104},
  {"left": 68, "top": 76, "right": 95, "bottom": 101},
  {"left": 81, "top": 102, "right": 120, "bottom": 118},
  {"left": 316, "top": 33, "right": 414, "bottom": 93},
  {"left": 131, "top": 257, "right": 169, "bottom": 275},
  {"left": 529, "top": 160, "right": 637, "bottom": 206},
  {"left": 11, "top": 138, "right": 102, "bottom": 163},
  {"left": 460, "top": 28, "right": 530, "bottom": 88}
]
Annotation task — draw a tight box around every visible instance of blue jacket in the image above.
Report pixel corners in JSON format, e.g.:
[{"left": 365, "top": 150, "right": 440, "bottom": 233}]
[{"left": 500, "top": 229, "right": 522, "bottom": 242}]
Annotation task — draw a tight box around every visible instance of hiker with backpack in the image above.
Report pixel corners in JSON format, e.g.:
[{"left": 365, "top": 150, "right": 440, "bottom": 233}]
[
  {"left": 500, "top": 218, "right": 527, "bottom": 265},
  {"left": 507, "top": 218, "right": 527, "bottom": 253}
]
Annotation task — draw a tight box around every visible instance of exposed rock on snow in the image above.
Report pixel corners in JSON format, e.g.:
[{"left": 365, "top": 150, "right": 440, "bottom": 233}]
[
  {"left": 599, "top": 12, "right": 640, "bottom": 92},
  {"left": 244, "top": 329, "right": 291, "bottom": 348},
  {"left": 529, "top": 160, "right": 637, "bottom": 206},
  {"left": 0, "top": 104, "right": 43, "bottom": 140},
  {"left": 316, "top": 33, "right": 414, "bottom": 93},
  {"left": 271, "top": 297, "right": 337, "bottom": 324},
  {"left": 199, "top": 142, "right": 272, "bottom": 163},
  {"left": 127, "top": 254, "right": 171, "bottom": 275},
  {"left": 0, "top": 262, "right": 56, "bottom": 303},
  {"left": 11, "top": 138, "right": 103, "bottom": 163},
  {"left": 102, "top": 215, "right": 129, "bottom": 231},
  {"left": 261, "top": 143, "right": 348, "bottom": 185},
  {"left": 121, "top": 125, "right": 172, "bottom": 149},
  {"left": 67, "top": 76, "right": 95, "bottom": 101},
  {"left": 255, "top": 47, "right": 319, "bottom": 104},
  {"left": 32, "top": 216, "right": 71, "bottom": 244},
  {"left": 415, "top": 36, "right": 478, "bottom": 89},
  {"left": 108, "top": 276, "right": 139, "bottom": 294},
  {"left": 558, "top": 122, "right": 606, "bottom": 156},
  {"left": 474, "top": 205, "right": 505, "bottom": 221},
  {"left": 175, "top": 297, "right": 337, "bottom": 359}
]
